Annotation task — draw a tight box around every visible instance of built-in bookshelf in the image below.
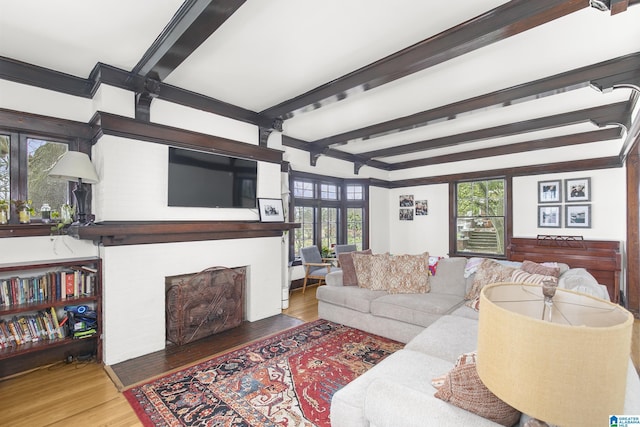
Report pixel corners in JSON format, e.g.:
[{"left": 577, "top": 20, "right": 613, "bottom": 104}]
[{"left": 0, "top": 257, "right": 102, "bottom": 378}]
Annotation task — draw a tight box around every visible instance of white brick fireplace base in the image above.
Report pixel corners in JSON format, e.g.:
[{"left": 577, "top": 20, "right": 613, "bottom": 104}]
[{"left": 100, "top": 236, "right": 283, "bottom": 365}]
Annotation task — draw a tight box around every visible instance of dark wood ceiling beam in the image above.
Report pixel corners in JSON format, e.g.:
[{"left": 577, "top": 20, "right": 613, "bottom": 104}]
[
  {"left": 261, "top": 0, "right": 588, "bottom": 119},
  {"left": 387, "top": 156, "right": 622, "bottom": 188},
  {"left": 359, "top": 102, "right": 629, "bottom": 159},
  {"left": 90, "top": 63, "right": 273, "bottom": 128},
  {"left": 389, "top": 128, "right": 622, "bottom": 170},
  {"left": 310, "top": 52, "right": 640, "bottom": 149},
  {"left": 91, "top": 111, "right": 282, "bottom": 164},
  {"left": 0, "top": 56, "right": 93, "bottom": 97},
  {"left": 281, "top": 135, "right": 390, "bottom": 170},
  {"left": 132, "top": 0, "right": 246, "bottom": 81}
]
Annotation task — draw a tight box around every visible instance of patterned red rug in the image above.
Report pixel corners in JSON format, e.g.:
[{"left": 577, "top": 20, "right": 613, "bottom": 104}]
[{"left": 124, "top": 319, "right": 402, "bottom": 426}]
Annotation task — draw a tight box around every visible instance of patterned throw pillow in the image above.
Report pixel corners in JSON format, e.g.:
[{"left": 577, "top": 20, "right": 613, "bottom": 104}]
[
  {"left": 521, "top": 260, "right": 560, "bottom": 278},
  {"left": 465, "top": 259, "right": 516, "bottom": 301},
  {"left": 338, "top": 249, "right": 372, "bottom": 286},
  {"left": 353, "top": 253, "right": 390, "bottom": 291},
  {"left": 434, "top": 360, "right": 521, "bottom": 426},
  {"left": 432, "top": 351, "right": 477, "bottom": 389},
  {"left": 511, "top": 269, "right": 558, "bottom": 285},
  {"left": 386, "top": 253, "right": 430, "bottom": 294}
]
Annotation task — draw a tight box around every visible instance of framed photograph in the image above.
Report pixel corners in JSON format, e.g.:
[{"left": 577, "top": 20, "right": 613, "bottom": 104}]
[
  {"left": 258, "top": 198, "right": 284, "bottom": 222},
  {"left": 565, "top": 177, "right": 591, "bottom": 202},
  {"left": 399, "top": 208, "right": 414, "bottom": 221},
  {"left": 415, "top": 200, "right": 428, "bottom": 216},
  {"left": 538, "top": 180, "right": 561, "bottom": 203},
  {"left": 566, "top": 204, "right": 591, "bottom": 228},
  {"left": 538, "top": 205, "right": 561, "bottom": 228},
  {"left": 399, "top": 194, "right": 414, "bottom": 207}
]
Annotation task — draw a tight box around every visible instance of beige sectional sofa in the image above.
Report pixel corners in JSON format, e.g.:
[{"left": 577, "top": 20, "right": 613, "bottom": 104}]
[{"left": 317, "top": 256, "right": 640, "bottom": 427}]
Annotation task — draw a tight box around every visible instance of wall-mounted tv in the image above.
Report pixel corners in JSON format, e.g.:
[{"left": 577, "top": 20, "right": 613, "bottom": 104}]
[{"left": 168, "top": 147, "right": 257, "bottom": 208}]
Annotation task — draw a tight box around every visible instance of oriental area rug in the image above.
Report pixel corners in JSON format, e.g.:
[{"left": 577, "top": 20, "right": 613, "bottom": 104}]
[{"left": 123, "top": 319, "right": 403, "bottom": 427}]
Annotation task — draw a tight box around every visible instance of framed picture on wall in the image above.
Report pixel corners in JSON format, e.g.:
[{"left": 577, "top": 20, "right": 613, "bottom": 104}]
[
  {"left": 538, "top": 205, "right": 561, "bottom": 228},
  {"left": 538, "top": 180, "right": 561, "bottom": 203},
  {"left": 415, "top": 200, "right": 428, "bottom": 216},
  {"left": 258, "top": 198, "right": 285, "bottom": 222},
  {"left": 566, "top": 204, "right": 591, "bottom": 228},
  {"left": 565, "top": 177, "right": 591, "bottom": 202}
]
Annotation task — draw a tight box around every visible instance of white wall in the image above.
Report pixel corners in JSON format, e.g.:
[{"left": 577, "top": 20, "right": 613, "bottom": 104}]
[
  {"left": 1, "top": 81, "right": 288, "bottom": 365},
  {"left": 382, "top": 168, "right": 626, "bottom": 262}
]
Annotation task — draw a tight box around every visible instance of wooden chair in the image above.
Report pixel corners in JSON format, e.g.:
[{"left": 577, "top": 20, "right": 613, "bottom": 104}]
[{"left": 300, "top": 246, "right": 339, "bottom": 293}]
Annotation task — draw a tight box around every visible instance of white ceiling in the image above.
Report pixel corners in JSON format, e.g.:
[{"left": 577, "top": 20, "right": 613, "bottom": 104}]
[{"left": 1, "top": 1, "right": 639, "bottom": 174}]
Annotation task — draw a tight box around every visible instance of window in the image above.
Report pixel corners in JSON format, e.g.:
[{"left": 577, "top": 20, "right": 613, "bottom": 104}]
[
  {"left": 0, "top": 131, "right": 72, "bottom": 223},
  {"left": 290, "top": 174, "right": 368, "bottom": 259},
  {"left": 454, "top": 178, "right": 506, "bottom": 256}
]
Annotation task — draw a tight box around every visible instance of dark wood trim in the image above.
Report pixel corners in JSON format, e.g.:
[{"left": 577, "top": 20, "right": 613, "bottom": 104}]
[
  {"left": 390, "top": 128, "right": 623, "bottom": 170},
  {"left": 309, "top": 52, "right": 640, "bottom": 149},
  {"left": 132, "top": 0, "right": 246, "bottom": 81},
  {"left": 359, "top": 102, "right": 630, "bottom": 159},
  {"left": 0, "top": 56, "right": 93, "bottom": 98},
  {"left": 627, "top": 137, "right": 640, "bottom": 313},
  {"left": 71, "top": 221, "right": 300, "bottom": 246},
  {"left": 0, "top": 224, "right": 54, "bottom": 239},
  {"left": 91, "top": 111, "right": 283, "bottom": 164},
  {"left": 90, "top": 64, "right": 273, "bottom": 128},
  {"left": 385, "top": 156, "right": 622, "bottom": 188},
  {"left": 261, "top": 0, "right": 587, "bottom": 119},
  {"left": 0, "top": 108, "right": 93, "bottom": 140}
]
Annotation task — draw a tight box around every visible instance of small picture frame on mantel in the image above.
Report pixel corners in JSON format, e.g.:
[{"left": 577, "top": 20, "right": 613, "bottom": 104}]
[{"left": 258, "top": 198, "right": 285, "bottom": 222}]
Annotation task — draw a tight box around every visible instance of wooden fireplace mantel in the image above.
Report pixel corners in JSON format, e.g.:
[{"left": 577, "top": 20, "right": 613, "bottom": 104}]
[{"left": 69, "top": 221, "right": 300, "bottom": 246}]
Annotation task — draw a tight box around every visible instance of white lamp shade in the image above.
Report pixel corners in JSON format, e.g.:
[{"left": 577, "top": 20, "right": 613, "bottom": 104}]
[
  {"left": 48, "top": 151, "right": 99, "bottom": 183},
  {"left": 477, "top": 282, "right": 633, "bottom": 427}
]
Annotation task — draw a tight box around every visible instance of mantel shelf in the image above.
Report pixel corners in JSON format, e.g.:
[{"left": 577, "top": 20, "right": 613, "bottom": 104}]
[{"left": 69, "top": 221, "right": 300, "bottom": 246}]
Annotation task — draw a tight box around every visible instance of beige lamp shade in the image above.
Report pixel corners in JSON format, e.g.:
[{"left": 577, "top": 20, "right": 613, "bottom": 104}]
[
  {"left": 48, "top": 151, "right": 99, "bottom": 183},
  {"left": 477, "top": 282, "right": 633, "bottom": 427}
]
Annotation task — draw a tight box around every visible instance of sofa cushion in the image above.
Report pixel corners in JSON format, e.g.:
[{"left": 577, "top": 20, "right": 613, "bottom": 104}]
[
  {"left": 429, "top": 257, "right": 468, "bottom": 297},
  {"left": 353, "top": 252, "right": 390, "bottom": 291},
  {"left": 404, "top": 315, "right": 479, "bottom": 364},
  {"left": 521, "top": 260, "right": 560, "bottom": 278},
  {"left": 316, "top": 285, "right": 387, "bottom": 313},
  {"left": 434, "top": 361, "right": 521, "bottom": 426},
  {"left": 558, "top": 268, "right": 610, "bottom": 300},
  {"left": 338, "top": 248, "right": 372, "bottom": 286},
  {"left": 465, "top": 259, "right": 516, "bottom": 301},
  {"left": 330, "top": 349, "right": 455, "bottom": 427},
  {"left": 511, "top": 269, "right": 557, "bottom": 285},
  {"left": 387, "top": 253, "right": 430, "bottom": 294},
  {"left": 371, "top": 293, "right": 463, "bottom": 328}
]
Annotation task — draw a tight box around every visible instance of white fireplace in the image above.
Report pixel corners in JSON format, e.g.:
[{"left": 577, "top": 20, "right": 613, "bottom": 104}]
[{"left": 100, "top": 236, "right": 283, "bottom": 365}]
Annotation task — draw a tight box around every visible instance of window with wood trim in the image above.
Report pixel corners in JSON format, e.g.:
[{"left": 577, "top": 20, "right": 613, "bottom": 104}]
[
  {"left": 454, "top": 178, "right": 507, "bottom": 256},
  {"left": 290, "top": 173, "right": 368, "bottom": 259},
  {"left": 0, "top": 131, "right": 72, "bottom": 223}
]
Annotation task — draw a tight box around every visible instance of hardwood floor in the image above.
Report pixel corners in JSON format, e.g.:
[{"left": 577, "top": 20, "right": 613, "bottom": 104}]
[
  {"left": 0, "top": 285, "right": 637, "bottom": 427},
  {"left": 0, "top": 286, "right": 320, "bottom": 427}
]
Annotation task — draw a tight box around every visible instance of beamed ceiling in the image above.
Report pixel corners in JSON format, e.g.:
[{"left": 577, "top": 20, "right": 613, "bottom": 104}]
[{"left": 1, "top": 0, "right": 640, "bottom": 179}]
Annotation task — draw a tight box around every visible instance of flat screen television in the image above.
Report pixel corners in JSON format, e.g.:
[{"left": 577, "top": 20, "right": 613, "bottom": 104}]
[{"left": 168, "top": 147, "right": 257, "bottom": 208}]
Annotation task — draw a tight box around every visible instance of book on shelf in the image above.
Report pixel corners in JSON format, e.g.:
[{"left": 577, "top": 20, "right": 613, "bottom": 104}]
[{"left": 0, "top": 267, "right": 97, "bottom": 308}]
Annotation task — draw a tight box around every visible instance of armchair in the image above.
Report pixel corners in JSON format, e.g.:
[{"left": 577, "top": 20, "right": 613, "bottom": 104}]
[{"left": 300, "top": 246, "right": 340, "bottom": 293}]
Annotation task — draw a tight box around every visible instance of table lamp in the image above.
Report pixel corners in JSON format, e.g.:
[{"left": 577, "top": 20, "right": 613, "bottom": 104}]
[
  {"left": 48, "top": 151, "right": 99, "bottom": 224},
  {"left": 477, "top": 282, "right": 633, "bottom": 427}
]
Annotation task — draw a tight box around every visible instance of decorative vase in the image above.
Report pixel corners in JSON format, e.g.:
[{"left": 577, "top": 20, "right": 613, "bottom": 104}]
[
  {"left": 0, "top": 208, "right": 7, "bottom": 225},
  {"left": 18, "top": 206, "right": 31, "bottom": 224}
]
